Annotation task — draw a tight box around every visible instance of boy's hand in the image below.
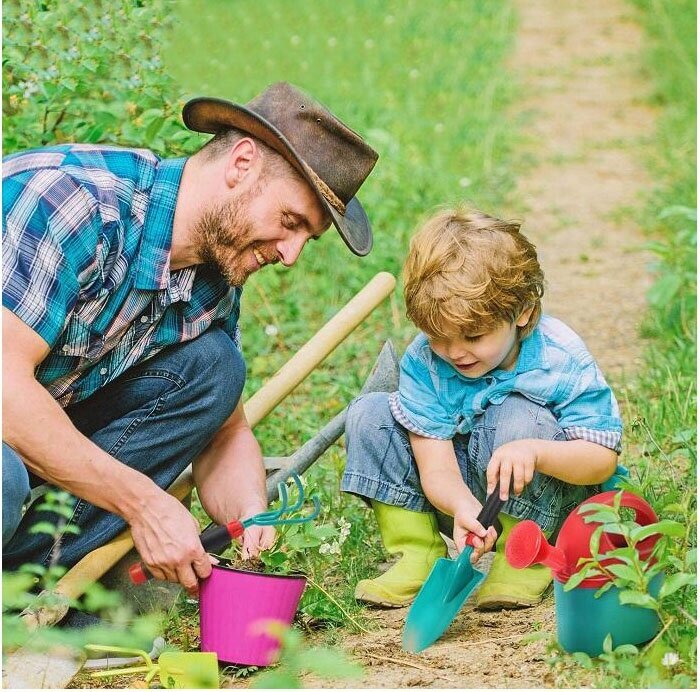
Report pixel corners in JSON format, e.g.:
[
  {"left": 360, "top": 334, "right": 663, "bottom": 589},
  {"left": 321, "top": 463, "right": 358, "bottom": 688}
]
[
  {"left": 453, "top": 496, "right": 498, "bottom": 564},
  {"left": 487, "top": 439, "right": 539, "bottom": 500}
]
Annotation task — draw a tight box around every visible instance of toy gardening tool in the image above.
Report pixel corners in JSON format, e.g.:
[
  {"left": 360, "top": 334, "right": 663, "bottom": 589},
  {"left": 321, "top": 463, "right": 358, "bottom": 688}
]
[
  {"left": 129, "top": 473, "right": 320, "bottom": 583},
  {"left": 403, "top": 491, "right": 505, "bottom": 653},
  {"left": 85, "top": 644, "right": 219, "bottom": 689}
]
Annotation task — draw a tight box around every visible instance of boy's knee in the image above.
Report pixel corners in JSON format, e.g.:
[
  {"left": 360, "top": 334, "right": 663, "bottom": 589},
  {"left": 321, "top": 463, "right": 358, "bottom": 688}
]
[
  {"left": 2, "top": 444, "right": 31, "bottom": 547},
  {"left": 483, "top": 393, "right": 563, "bottom": 447},
  {"left": 346, "top": 391, "right": 392, "bottom": 438}
]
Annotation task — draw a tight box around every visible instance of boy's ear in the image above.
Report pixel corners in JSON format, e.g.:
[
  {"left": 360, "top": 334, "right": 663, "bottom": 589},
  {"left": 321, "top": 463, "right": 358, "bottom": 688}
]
[
  {"left": 224, "top": 138, "right": 260, "bottom": 188},
  {"left": 516, "top": 304, "right": 535, "bottom": 327}
]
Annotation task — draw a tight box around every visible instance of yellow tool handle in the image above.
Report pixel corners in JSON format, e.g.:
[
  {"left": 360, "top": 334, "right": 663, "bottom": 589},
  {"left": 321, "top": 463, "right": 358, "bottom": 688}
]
[{"left": 22, "top": 271, "right": 396, "bottom": 624}]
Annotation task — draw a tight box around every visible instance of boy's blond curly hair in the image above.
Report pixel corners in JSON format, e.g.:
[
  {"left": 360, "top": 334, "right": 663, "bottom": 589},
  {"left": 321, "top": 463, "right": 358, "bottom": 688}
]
[{"left": 403, "top": 207, "right": 544, "bottom": 340}]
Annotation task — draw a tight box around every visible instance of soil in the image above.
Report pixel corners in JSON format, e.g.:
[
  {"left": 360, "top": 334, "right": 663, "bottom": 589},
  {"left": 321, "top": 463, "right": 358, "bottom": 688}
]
[{"left": 293, "top": 0, "right": 655, "bottom": 688}]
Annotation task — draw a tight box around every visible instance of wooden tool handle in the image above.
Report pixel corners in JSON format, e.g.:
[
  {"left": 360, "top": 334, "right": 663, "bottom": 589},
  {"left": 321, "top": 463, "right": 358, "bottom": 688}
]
[{"left": 23, "top": 271, "right": 396, "bottom": 623}]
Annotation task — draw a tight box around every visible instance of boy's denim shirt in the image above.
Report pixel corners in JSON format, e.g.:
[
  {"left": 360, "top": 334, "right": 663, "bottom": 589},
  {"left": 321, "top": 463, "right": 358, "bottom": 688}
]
[{"left": 389, "top": 315, "right": 622, "bottom": 453}]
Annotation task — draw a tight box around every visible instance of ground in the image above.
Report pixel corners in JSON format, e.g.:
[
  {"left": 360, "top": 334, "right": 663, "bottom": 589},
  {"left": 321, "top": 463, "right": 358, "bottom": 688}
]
[{"left": 293, "top": 0, "right": 656, "bottom": 688}]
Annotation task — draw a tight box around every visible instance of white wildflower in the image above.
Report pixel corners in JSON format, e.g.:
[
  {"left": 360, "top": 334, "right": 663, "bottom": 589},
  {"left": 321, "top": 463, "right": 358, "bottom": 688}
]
[
  {"left": 264, "top": 324, "right": 279, "bottom": 337},
  {"left": 662, "top": 652, "right": 680, "bottom": 667},
  {"left": 337, "top": 517, "right": 351, "bottom": 543},
  {"left": 459, "top": 177, "right": 472, "bottom": 188},
  {"left": 319, "top": 541, "right": 341, "bottom": 556}
]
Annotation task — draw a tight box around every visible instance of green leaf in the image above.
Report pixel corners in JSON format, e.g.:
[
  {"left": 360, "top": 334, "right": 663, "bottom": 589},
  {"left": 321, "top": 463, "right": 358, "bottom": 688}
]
[
  {"left": 563, "top": 566, "right": 596, "bottom": 591},
  {"left": 28, "top": 521, "right": 59, "bottom": 536},
  {"left": 630, "top": 520, "right": 685, "bottom": 542},
  {"left": 519, "top": 631, "right": 551, "bottom": 644},
  {"left": 593, "top": 581, "right": 614, "bottom": 598},
  {"left": 36, "top": 502, "right": 75, "bottom": 520},
  {"left": 297, "top": 648, "right": 363, "bottom": 678},
  {"left": 658, "top": 572, "right": 696, "bottom": 599},
  {"left": 252, "top": 670, "right": 301, "bottom": 689},
  {"left": 602, "top": 633, "right": 613, "bottom": 654},
  {"left": 570, "top": 651, "right": 593, "bottom": 668},
  {"left": 589, "top": 525, "right": 603, "bottom": 557},
  {"left": 605, "top": 564, "right": 639, "bottom": 582},
  {"left": 618, "top": 590, "right": 659, "bottom": 610},
  {"left": 613, "top": 644, "right": 639, "bottom": 655}
]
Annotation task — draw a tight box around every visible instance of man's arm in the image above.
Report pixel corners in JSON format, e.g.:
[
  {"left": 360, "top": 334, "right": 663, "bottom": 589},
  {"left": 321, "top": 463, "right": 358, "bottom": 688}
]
[
  {"left": 2, "top": 308, "right": 211, "bottom": 593},
  {"left": 192, "top": 401, "right": 275, "bottom": 559}
]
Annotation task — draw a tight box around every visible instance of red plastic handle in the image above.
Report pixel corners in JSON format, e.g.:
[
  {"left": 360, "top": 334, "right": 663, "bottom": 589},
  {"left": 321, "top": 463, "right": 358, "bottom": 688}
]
[{"left": 128, "top": 519, "right": 245, "bottom": 584}]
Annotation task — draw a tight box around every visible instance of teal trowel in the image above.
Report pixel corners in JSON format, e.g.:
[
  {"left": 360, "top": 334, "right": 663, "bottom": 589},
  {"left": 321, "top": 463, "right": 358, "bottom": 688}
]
[{"left": 403, "top": 491, "right": 505, "bottom": 652}]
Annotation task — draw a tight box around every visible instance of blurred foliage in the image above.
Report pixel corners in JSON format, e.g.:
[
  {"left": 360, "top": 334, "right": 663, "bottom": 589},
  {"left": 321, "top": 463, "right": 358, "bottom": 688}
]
[{"left": 2, "top": 0, "right": 202, "bottom": 156}]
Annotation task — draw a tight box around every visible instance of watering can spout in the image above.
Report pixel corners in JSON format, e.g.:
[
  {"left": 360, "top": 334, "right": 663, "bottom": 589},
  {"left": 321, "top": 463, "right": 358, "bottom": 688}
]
[{"left": 505, "top": 520, "right": 569, "bottom": 578}]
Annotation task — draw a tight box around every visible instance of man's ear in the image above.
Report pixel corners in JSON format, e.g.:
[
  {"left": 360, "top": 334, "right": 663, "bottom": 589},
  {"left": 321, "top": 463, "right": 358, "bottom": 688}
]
[
  {"left": 224, "top": 138, "right": 260, "bottom": 189},
  {"left": 516, "top": 304, "right": 535, "bottom": 327}
]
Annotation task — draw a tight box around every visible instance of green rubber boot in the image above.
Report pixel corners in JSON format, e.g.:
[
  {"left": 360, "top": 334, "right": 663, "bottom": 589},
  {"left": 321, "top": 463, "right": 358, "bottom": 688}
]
[
  {"left": 355, "top": 501, "right": 447, "bottom": 608},
  {"left": 476, "top": 513, "right": 553, "bottom": 610}
]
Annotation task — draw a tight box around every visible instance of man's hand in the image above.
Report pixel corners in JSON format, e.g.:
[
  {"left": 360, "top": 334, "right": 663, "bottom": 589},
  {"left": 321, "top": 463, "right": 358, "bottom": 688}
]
[
  {"left": 128, "top": 490, "right": 213, "bottom": 596},
  {"left": 486, "top": 439, "right": 539, "bottom": 501},
  {"left": 241, "top": 523, "right": 276, "bottom": 560},
  {"left": 453, "top": 495, "right": 498, "bottom": 564}
]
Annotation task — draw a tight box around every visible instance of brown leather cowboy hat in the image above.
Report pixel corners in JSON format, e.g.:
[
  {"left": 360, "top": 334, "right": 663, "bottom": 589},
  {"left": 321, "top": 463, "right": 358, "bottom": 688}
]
[{"left": 182, "top": 82, "right": 379, "bottom": 256}]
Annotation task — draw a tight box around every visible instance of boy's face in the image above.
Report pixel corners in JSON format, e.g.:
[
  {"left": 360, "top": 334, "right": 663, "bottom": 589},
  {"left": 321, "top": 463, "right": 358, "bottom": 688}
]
[{"left": 428, "top": 308, "right": 533, "bottom": 379}]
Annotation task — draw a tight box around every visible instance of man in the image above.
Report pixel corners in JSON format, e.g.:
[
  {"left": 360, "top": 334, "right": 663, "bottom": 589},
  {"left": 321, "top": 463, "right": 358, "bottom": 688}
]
[{"left": 2, "top": 82, "right": 379, "bottom": 595}]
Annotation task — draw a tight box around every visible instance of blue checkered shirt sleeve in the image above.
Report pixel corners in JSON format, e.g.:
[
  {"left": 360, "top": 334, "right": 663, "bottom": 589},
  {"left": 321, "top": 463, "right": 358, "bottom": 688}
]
[{"left": 389, "top": 344, "right": 457, "bottom": 439}]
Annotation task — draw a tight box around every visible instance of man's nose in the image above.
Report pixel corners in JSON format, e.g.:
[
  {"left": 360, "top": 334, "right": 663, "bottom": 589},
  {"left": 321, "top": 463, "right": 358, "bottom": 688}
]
[{"left": 277, "top": 234, "right": 308, "bottom": 267}]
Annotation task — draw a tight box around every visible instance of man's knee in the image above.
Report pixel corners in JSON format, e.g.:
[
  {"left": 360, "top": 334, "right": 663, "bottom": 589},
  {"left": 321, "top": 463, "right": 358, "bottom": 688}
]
[
  {"left": 184, "top": 328, "right": 246, "bottom": 423},
  {"left": 2, "top": 443, "right": 31, "bottom": 547}
]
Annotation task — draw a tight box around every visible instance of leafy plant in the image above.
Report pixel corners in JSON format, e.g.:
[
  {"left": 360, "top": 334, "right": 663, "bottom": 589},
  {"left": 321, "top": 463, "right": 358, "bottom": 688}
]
[
  {"left": 2, "top": 0, "right": 203, "bottom": 157},
  {"left": 2, "top": 491, "right": 159, "bottom": 658},
  {"left": 563, "top": 490, "right": 695, "bottom": 617},
  {"left": 247, "top": 620, "right": 363, "bottom": 689}
]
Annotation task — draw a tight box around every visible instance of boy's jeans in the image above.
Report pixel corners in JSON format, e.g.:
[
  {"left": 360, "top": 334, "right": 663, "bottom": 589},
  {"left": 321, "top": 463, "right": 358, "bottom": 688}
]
[
  {"left": 2, "top": 327, "right": 245, "bottom": 569},
  {"left": 341, "top": 391, "right": 599, "bottom": 536}
]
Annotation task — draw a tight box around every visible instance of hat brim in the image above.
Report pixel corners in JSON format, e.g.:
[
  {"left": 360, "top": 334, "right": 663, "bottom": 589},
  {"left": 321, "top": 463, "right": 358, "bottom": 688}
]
[{"left": 183, "top": 97, "right": 372, "bottom": 257}]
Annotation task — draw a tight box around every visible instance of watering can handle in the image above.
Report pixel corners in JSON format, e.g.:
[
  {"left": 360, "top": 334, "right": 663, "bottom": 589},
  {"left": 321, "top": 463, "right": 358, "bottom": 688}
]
[
  {"left": 465, "top": 491, "right": 505, "bottom": 549},
  {"left": 128, "top": 520, "right": 244, "bottom": 585}
]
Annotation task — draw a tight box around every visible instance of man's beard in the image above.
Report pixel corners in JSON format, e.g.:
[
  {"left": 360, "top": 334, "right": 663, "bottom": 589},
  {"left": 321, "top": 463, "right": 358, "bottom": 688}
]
[{"left": 192, "top": 186, "right": 263, "bottom": 286}]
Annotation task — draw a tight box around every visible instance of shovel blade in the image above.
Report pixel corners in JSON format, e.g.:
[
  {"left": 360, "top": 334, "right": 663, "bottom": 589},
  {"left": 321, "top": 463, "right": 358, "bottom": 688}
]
[{"left": 402, "top": 552, "right": 485, "bottom": 653}]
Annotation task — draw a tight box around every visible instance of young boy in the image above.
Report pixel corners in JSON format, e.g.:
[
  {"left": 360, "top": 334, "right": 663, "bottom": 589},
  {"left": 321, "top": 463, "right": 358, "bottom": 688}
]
[{"left": 341, "top": 208, "right": 622, "bottom": 609}]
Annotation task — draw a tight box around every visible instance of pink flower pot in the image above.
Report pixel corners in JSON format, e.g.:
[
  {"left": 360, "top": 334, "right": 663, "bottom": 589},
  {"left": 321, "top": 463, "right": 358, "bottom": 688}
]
[{"left": 199, "top": 561, "right": 306, "bottom": 666}]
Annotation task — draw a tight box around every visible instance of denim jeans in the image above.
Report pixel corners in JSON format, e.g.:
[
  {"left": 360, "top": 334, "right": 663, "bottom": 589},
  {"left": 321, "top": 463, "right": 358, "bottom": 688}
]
[
  {"left": 341, "top": 391, "right": 599, "bottom": 534},
  {"left": 2, "top": 327, "right": 245, "bottom": 569}
]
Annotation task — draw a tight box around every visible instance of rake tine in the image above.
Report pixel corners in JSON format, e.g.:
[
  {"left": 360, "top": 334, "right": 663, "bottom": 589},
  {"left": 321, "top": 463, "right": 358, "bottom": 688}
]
[{"left": 283, "top": 474, "right": 305, "bottom": 514}]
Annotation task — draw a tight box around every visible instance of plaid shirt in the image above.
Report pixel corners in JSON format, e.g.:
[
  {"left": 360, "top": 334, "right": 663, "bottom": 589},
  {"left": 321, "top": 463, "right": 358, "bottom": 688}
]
[
  {"left": 389, "top": 315, "right": 623, "bottom": 453},
  {"left": 3, "top": 144, "right": 241, "bottom": 408}
]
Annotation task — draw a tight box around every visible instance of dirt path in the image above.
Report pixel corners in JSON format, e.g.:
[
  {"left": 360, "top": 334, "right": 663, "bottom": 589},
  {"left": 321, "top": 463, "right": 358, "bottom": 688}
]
[{"left": 291, "top": 2, "right": 656, "bottom": 689}]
